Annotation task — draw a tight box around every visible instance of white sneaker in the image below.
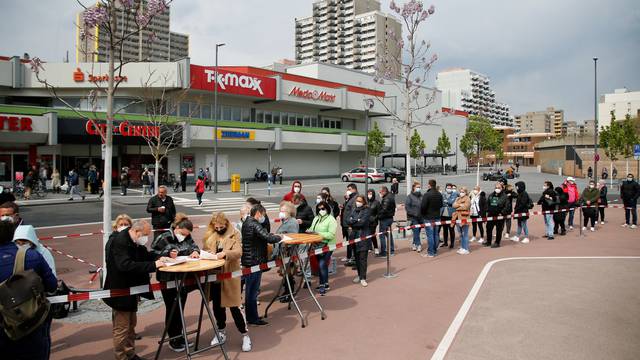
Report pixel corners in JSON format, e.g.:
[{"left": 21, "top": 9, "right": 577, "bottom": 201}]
[
  {"left": 456, "top": 248, "right": 464, "bottom": 254},
  {"left": 600, "top": 221, "right": 605, "bottom": 225},
  {"left": 411, "top": 244, "right": 417, "bottom": 251},
  {"left": 621, "top": 223, "right": 629, "bottom": 228},
  {"left": 569, "top": 226, "right": 574, "bottom": 230},
  {"left": 582, "top": 227, "right": 587, "bottom": 231},
  {"left": 459, "top": 249, "right": 470, "bottom": 255},
  {"left": 504, "top": 233, "right": 510, "bottom": 239},
  {"left": 242, "top": 334, "right": 252, "bottom": 352},
  {"left": 374, "top": 248, "right": 380, "bottom": 255},
  {"left": 471, "top": 236, "right": 476, "bottom": 242},
  {"left": 511, "top": 236, "right": 519, "bottom": 242},
  {"left": 521, "top": 238, "right": 530, "bottom": 244},
  {"left": 210, "top": 330, "right": 227, "bottom": 346},
  {"left": 479, "top": 237, "right": 484, "bottom": 243},
  {"left": 417, "top": 245, "right": 422, "bottom": 252},
  {"left": 341, "top": 257, "right": 349, "bottom": 262},
  {"left": 590, "top": 227, "right": 595, "bottom": 232},
  {"left": 353, "top": 276, "right": 360, "bottom": 284},
  {"left": 360, "top": 279, "right": 368, "bottom": 287},
  {"left": 632, "top": 225, "right": 638, "bottom": 229}
]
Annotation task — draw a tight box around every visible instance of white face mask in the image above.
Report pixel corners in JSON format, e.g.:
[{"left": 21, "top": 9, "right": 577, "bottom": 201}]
[
  {"left": 459, "top": 192, "right": 466, "bottom": 197},
  {"left": 473, "top": 190, "right": 479, "bottom": 195},
  {"left": 175, "top": 233, "right": 186, "bottom": 243},
  {"left": 355, "top": 201, "right": 363, "bottom": 208},
  {"left": 319, "top": 209, "right": 328, "bottom": 216},
  {"left": 346, "top": 190, "right": 353, "bottom": 197},
  {"left": 589, "top": 185, "right": 595, "bottom": 189},
  {"left": 316, "top": 197, "right": 322, "bottom": 204},
  {"left": 628, "top": 177, "right": 634, "bottom": 182},
  {"left": 0, "top": 215, "right": 14, "bottom": 223},
  {"left": 279, "top": 211, "right": 287, "bottom": 220},
  {"left": 543, "top": 186, "right": 548, "bottom": 190},
  {"left": 293, "top": 186, "right": 301, "bottom": 193},
  {"left": 117, "top": 225, "right": 128, "bottom": 232},
  {"left": 446, "top": 188, "right": 452, "bottom": 194},
  {"left": 136, "top": 235, "right": 149, "bottom": 246},
  {"left": 495, "top": 188, "right": 502, "bottom": 194}
]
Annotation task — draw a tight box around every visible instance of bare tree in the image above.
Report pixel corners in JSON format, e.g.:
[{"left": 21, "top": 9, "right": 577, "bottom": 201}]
[
  {"left": 29, "top": 0, "right": 173, "bottom": 284},
  {"left": 374, "top": 0, "right": 440, "bottom": 194}
]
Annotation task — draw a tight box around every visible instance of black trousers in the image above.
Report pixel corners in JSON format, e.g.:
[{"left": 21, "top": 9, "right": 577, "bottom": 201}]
[
  {"left": 344, "top": 227, "right": 354, "bottom": 259},
  {"left": 440, "top": 216, "right": 455, "bottom": 246},
  {"left": 553, "top": 212, "right": 566, "bottom": 233},
  {"left": 471, "top": 216, "right": 484, "bottom": 238},
  {"left": 354, "top": 249, "right": 368, "bottom": 280},
  {"left": 210, "top": 282, "right": 247, "bottom": 334},
  {"left": 369, "top": 225, "right": 378, "bottom": 249},
  {"left": 583, "top": 208, "right": 597, "bottom": 227},
  {"left": 504, "top": 218, "right": 512, "bottom": 234},
  {"left": 485, "top": 219, "right": 505, "bottom": 246},
  {"left": 161, "top": 287, "right": 189, "bottom": 338},
  {"left": 597, "top": 207, "right": 605, "bottom": 222}
]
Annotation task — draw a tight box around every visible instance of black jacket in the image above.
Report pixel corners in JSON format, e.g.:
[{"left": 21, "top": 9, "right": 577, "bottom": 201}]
[
  {"left": 421, "top": 188, "right": 443, "bottom": 220},
  {"left": 103, "top": 230, "right": 156, "bottom": 312},
  {"left": 378, "top": 193, "right": 396, "bottom": 219},
  {"left": 146, "top": 195, "right": 176, "bottom": 229},
  {"left": 390, "top": 182, "right": 399, "bottom": 194},
  {"left": 368, "top": 197, "right": 380, "bottom": 228},
  {"left": 537, "top": 187, "right": 557, "bottom": 212},
  {"left": 341, "top": 192, "right": 358, "bottom": 227},
  {"left": 295, "top": 200, "right": 315, "bottom": 233},
  {"left": 327, "top": 198, "right": 341, "bottom": 218},
  {"left": 151, "top": 231, "right": 200, "bottom": 282},
  {"left": 599, "top": 185, "right": 608, "bottom": 206},
  {"left": 347, "top": 206, "right": 370, "bottom": 251},
  {"left": 555, "top": 187, "right": 569, "bottom": 208},
  {"left": 487, "top": 191, "right": 509, "bottom": 216},
  {"left": 405, "top": 191, "right": 423, "bottom": 221},
  {"left": 504, "top": 188, "right": 514, "bottom": 213},
  {"left": 513, "top": 182, "right": 533, "bottom": 218},
  {"left": 620, "top": 180, "right": 640, "bottom": 203},
  {"left": 241, "top": 217, "right": 281, "bottom": 267}
]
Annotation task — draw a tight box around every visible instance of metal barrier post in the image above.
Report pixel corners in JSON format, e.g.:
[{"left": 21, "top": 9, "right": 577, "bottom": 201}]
[
  {"left": 244, "top": 182, "right": 249, "bottom": 196},
  {"left": 383, "top": 227, "right": 397, "bottom": 279}
]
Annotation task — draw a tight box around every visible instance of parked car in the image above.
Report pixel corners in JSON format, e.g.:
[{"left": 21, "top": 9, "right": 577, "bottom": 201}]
[
  {"left": 341, "top": 167, "right": 385, "bottom": 183},
  {"left": 482, "top": 169, "right": 520, "bottom": 181},
  {"left": 378, "top": 167, "right": 405, "bottom": 182}
]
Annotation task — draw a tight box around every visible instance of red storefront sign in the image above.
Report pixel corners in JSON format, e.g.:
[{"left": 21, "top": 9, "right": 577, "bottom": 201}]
[
  {"left": 190, "top": 65, "right": 276, "bottom": 99},
  {"left": 85, "top": 121, "right": 160, "bottom": 137},
  {"left": 0, "top": 116, "right": 33, "bottom": 132},
  {"left": 288, "top": 86, "right": 337, "bottom": 103}
]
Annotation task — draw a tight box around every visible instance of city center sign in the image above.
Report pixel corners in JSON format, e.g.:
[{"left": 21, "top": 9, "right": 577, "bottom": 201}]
[
  {"left": 288, "top": 86, "right": 337, "bottom": 103},
  {"left": 190, "top": 65, "right": 276, "bottom": 99},
  {"left": 85, "top": 120, "right": 159, "bottom": 137}
]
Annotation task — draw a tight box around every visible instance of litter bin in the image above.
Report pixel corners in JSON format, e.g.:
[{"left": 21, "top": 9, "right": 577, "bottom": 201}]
[{"left": 231, "top": 174, "right": 241, "bottom": 192}]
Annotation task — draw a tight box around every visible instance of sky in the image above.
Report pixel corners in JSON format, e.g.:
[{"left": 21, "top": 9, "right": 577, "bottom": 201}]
[{"left": 1, "top": 0, "right": 639, "bottom": 122}]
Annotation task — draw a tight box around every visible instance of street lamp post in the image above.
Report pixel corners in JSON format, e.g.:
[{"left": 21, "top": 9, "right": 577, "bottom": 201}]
[
  {"left": 213, "top": 42, "right": 225, "bottom": 194},
  {"left": 593, "top": 57, "right": 599, "bottom": 183},
  {"left": 363, "top": 99, "right": 374, "bottom": 196},
  {"left": 455, "top": 135, "right": 458, "bottom": 174}
]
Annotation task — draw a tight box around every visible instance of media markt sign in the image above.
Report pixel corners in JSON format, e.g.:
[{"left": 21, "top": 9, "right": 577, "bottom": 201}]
[{"left": 288, "top": 87, "right": 337, "bottom": 103}]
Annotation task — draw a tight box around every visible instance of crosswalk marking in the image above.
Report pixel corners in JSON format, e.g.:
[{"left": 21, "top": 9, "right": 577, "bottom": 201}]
[{"left": 175, "top": 197, "right": 280, "bottom": 214}]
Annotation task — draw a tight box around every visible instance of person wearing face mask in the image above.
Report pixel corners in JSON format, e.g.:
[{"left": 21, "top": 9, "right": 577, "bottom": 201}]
[
  {"left": 439, "top": 183, "right": 458, "bottom": 249},
  {"left": 405, "top": 182, "right": 424, "bottom": 252},
  {"left": 512, "top": 181, "right": 532, "bottom": 243},
  {"left": 12, "top": 224, "right": 57, "bottom": 276},
  {"left": 596, "top": 180, "right": 608, "bottom": 225},
  {"left": 292, "top": 194, "right": 314, "bottom": 234},
  {"left": 245, "top": 198, "right": 271, "bottom": 232},
  {"left": 451, "top": 187, "right": 471, "bottom": 254},
  {"left": 470, "top": 186, "right": 487, "bottom": 244},
  {"left": 146, "top": 185, "right": 177, "bottom": 240},
  {"left": 486, "top": 182, "right": 509, "bottom": 247},
  {"left": 274, "top": 201, "right": 299, "bottom": 296},
  {"left": 112, "top": 214, "right": 133, "bottom": 233},
  {"left": 420, "top": 179, "right": 443, "bottom": 257},
  {"left": 553, "top": 186, "right": 568, "bottom": 236},
  {"left": 563, "top": 177, "right": 580, "bottom": 230},
  {"left": 377, "top": 186, "right": 396, "bottom": 257},
  {"left": 620, "top": 174, "right": 640, "bottom": 228},
  {"left": 320, "top": 187, "right": 341, "bottom": 218},
  {"left": 241, "top": 205, "right": 283, "bottom": 326},
  {"left": 0, "top": 201, "right": 23, "bottom": 229},
  {"left": 194, "top": 175, "right": 205, "bottom": 206},
  {"left": 151, "top": 214, "right": 200, "bottom": 352},
  {"left": 341, "top": 183, "right": 358, "bottom": 265},
  {"left": 366, "top": 189, "right": 380, "bottom": 254},
  {"left": 104, "top": 219, "right": 169, "bottom": 360},
  {"left": 203, "top": 212, "right": 252, "bottom": 352},
  {"left": 537, "top": 181, "right": 557, "bottom": 239},
  {"left": 282, "top": 180, "right": 305, "bottom": 202},
  {"left": 347, "top": 195, "right": 370, "bottom": 287},
  {"left": 580, "top": 180, "right": 600, "bottom": 232},
  {"left": 309, "top": 201, "right": 338, "bottom": 295}
]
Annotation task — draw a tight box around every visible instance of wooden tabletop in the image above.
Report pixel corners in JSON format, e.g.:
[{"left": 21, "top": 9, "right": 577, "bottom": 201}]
[
  {"left": 158, "top": 259, "right": 226, "bottom": 273},
  {"left": 282, "top": 233, "right": 324, "bottom": 245}
]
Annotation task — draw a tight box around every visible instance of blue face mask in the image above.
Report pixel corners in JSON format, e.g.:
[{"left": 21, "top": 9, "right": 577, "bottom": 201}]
[{"left": 258, "top": 216, "right": 266, "bottom": 224}]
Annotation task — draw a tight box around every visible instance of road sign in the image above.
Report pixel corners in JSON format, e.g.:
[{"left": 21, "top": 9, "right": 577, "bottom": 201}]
[
  {"left": 634, "top": 144, "right": 640, "bottom": 161},
  {"left": 594, "top": 153, "right": 600, "bottom": 162}
]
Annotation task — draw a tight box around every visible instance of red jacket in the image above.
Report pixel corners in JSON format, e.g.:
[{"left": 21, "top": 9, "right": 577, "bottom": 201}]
[
  {"left": 563, "top": 181, "right": 579, "bottom": 204},
  {"left": 282, "top": 180, "right": 305, "bottom": 202},
  {"left": 195, "top": 179, "right": 205, "bottom": 194}
]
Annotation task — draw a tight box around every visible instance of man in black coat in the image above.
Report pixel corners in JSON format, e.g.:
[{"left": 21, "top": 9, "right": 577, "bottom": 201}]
[
  {"left": 180, "top": 169, "right": 187, "bottom": 192},
  {"left": 146, "top": 186, "right": 176, "bottom": 238},
  {"left": 620, "top": 174, "right": 640, "bottom": 227},
  {"left": 341, "top": 183, "right": 358, "bottom": 265},
  {"left": 103, "top": 220, "right": 168, "bottom": 360},
  {"left": 420, "top": 179, "right": 443, "bottom": 257},
  {"left": 241, "top": 205, "right": 282, "bottom": 326},
  {"left": 486, "top": 182, "right": 510, "bottom": 247},
  {"left": 377, "top": 186, "right": 396, "bottom": 257}
]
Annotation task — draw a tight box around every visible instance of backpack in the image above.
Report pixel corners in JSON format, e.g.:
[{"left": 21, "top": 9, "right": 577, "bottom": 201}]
[{"left": 0, "top": 247, "right": 51, "bottom": 340}]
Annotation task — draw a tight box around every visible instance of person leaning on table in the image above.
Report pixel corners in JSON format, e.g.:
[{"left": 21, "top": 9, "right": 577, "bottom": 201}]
[
  {"left": 103, "top": 219, "right": 170, "bottom": 360},
  {"left": 203, "top": 212, "right": 252, "bottom": 352}
]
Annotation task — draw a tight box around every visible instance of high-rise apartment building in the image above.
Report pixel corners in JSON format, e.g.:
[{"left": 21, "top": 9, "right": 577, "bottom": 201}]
[
  {"left": 597, "top": 88, "right": 640, "bottom": 129},
  {"left": 76, "top": 2, "right": 188, "bottom": 63},
  {"left": 295, "top": 0, "right": 402, "bottom": 77},
  {"left": 514, "top": 107, "right": 564, "bottom": 137},
  {"left": 436, "top": 68, "right": 511, "bottom": 127}
]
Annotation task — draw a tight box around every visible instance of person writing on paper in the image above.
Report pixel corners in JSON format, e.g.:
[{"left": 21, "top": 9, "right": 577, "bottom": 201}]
[
  {"left": 241, "top": 204, "right": 282, "bottom": 326},
  {"left": 203, "top": 212, "right": 252, "bottom": 352},
  {"left": 275, "top": 201, "right": 299, "bottom": 301},
  {"left": 308, "top": 200, "right": 337, "bottom": 295},
  {"left": 151, "top": 213, "right": 200, "bottom": 353}
]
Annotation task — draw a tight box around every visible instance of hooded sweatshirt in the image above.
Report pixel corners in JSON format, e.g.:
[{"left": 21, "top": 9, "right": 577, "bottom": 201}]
[
  {"left": 282, "top": 180, "right": 305, "bottom": 202},
  {"left": 513, "top": 181, "right": 532, "bottom": 217},
  {"left": 13, "top": 224, "right": 57, "bottom": 276}
]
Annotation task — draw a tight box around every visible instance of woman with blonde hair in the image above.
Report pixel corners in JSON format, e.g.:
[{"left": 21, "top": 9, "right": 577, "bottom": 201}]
[
  {"left": 452, "top": 187, "right": 471, "bottom": 254},
  {"left": 112, "top": 214, "right": 133, "bottom": 232},
  {"left": 203, "top": 212, "right": 251, "bottom": 352}
]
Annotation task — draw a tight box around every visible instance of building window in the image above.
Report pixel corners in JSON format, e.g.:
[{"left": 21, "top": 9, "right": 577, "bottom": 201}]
[
  {"left": 232, "top": 107, "right": 241, "bottom": 122},
  {"left": 179, "top": 102, "right": 189, "bottom": 117},
  {"left": 201, "top": 104, "right": 211, "bottom": 119},
  {"left": 242, "top": 108, "right": 251, "bottom": 122},
  {"left": 297, "top": 114, "right": 304, "bottom": 127},
  {"left": 265, "top": 111, "right": 273, "bottom": 124},
  {"left": 256, "top": 109, "right": 264, "bottom": 123},
  {"left": 222, "top": 106, "right": 232, "bottom": 121},
  {"left": 273, "top": 112, "right": 281, "bottom": 124}
]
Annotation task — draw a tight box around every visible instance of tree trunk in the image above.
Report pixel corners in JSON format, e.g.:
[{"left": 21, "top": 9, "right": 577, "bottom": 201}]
[
  {"left": 476, "top": 159, "right": 480, "bottom": 187},
  {"left": 374, "top": 157, "right": 377, "bottom": 169},
  {"left": 626, "top": 159, "right": 629, "bottom": 177},
  {"left": 610, "top": 161, "right": 613, "bottom": 187},
  {"left": 154, "top": 158, "right": 160, "bottom": 194},
  {"left": 405, "top": 127, "right": 411, "bottom": 195},
  {"left": 101, "top": 10, "right": 116, "bottom": 285}
]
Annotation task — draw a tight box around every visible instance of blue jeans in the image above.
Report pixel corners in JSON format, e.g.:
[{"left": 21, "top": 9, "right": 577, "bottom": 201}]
[
  {"left": 426, "top": 221, "right": 438, "bottom": 256},
  {"left": 243, "top": 271, "right": 262, "bottom": 323},
  {"left": 317, "top": 251, "right": 332, "bottom": 286},
  {"left": 378, "top": 217, "right": 394, "bottom": 255},
  {"left": 567, "top": 204, "right": 576, "bottom": 227},
  {"left": 410, "top": 219, "right": 423, "bottom": 247},
  {"left": 457, "top": 224, "right": 469, "bottom": 251},
  {"left": 544, "top": 214, "right": 554, "bottom": 237},
  {"left": 517, "top": 218, "right": 529, "bottom": 236}
]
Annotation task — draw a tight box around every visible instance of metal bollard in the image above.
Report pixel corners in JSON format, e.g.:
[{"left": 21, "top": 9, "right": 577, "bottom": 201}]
[
  {"left": 244, "top": 182, "right": 249, "bottom": 196},
  {"left": 383, "top": 227, "right": 397, "bottom": 279}
]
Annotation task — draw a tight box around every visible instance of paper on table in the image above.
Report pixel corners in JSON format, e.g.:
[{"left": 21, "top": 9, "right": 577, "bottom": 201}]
[
  {"left": 281, "top": 235, "right": 293, "bottom": 242},
  {"left": 163, "top": 256, "right": 199, "bottom": 266},
  {"left": 200, "top": 250, "right": 218, "bottom": 260}
]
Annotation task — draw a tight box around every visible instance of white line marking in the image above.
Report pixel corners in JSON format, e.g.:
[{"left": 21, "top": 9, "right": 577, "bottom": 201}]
[{"left": 430, "top": 256, "right": 640, "bottom": 360}]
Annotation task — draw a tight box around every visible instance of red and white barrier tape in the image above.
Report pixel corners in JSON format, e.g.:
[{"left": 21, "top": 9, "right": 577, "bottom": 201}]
[{"left": 46, "top": 230, "right": 379, "bottom": 304}]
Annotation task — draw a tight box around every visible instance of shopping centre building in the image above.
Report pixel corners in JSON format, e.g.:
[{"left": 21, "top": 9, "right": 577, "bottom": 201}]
[{"left": 0, "top": 56, "right": 467, "bottom": 186}]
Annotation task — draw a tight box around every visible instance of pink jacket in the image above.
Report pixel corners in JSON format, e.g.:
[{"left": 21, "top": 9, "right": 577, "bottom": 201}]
[{"left": 563, "top": 181, "right": 579, "bottom": 204}]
